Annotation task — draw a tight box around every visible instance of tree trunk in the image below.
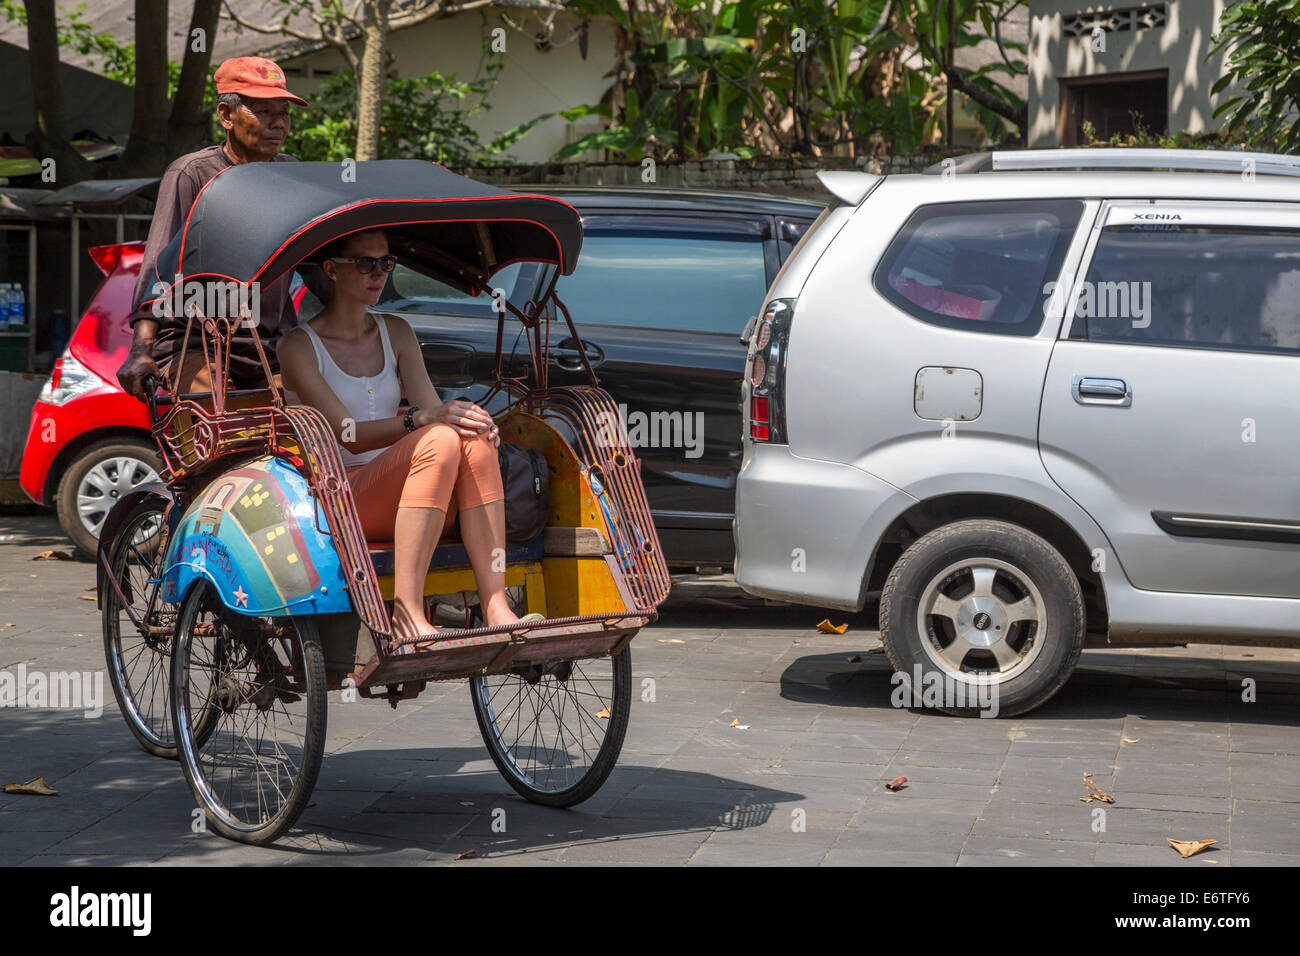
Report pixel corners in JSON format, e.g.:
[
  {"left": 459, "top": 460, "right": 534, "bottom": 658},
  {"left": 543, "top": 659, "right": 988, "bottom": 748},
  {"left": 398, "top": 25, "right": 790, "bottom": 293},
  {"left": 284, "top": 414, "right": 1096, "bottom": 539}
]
[
  {"left": 168, "top": 0, "right": 222, "bottom": 156},
  {"left": 355, "top": 0, "right": 392, "bottom": 161},
  {"left": 22, "top": 0, "right": 96, "bottom": 182},
  {"left": 121, "top": 0, "right": 172, "bottom": 176}
]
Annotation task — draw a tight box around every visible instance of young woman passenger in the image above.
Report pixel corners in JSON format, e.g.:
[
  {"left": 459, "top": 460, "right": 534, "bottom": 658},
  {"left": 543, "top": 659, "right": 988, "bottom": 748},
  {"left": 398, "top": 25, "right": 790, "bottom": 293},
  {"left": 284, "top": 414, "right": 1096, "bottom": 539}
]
[{"left": 278, "top": 228, "right": 536, "bottom": 646}]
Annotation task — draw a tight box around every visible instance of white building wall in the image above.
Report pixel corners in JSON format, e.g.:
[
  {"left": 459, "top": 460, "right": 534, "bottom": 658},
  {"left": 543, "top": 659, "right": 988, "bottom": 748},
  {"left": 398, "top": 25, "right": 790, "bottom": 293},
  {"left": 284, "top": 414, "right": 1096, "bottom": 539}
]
[
  {"left": 1027, "top": 0, "right": 1239, "bottom": 147},
  {"left": 285, "top": 11, "right": 618, "bottom": 164}
]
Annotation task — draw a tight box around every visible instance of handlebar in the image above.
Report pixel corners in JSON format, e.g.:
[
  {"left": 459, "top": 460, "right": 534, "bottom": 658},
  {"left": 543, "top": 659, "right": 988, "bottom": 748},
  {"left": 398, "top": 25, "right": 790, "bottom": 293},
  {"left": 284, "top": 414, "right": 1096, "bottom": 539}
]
[{"left": 141, "top": 373, "right": 161, "bottom": 425}]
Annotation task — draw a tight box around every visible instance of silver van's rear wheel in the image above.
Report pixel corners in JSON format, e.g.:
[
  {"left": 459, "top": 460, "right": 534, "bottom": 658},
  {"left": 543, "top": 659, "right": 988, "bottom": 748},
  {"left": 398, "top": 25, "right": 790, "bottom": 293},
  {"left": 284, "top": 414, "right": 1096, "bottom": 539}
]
[{"left": 880, "top": 520, "right": 1085, "bottom": 717}]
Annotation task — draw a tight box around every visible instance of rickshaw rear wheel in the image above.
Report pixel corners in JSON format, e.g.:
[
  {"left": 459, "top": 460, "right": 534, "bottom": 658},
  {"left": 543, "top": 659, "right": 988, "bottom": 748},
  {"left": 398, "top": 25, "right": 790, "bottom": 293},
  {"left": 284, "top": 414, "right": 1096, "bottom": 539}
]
[
  {"left": 103, "top": 497, "right": 178, "bottom": 758},
  {"left": 171, "top": 581, "right": 327, "bottom": 846},
  {"left": 470, "top": 646, "right": 631, "bottom": 807}
]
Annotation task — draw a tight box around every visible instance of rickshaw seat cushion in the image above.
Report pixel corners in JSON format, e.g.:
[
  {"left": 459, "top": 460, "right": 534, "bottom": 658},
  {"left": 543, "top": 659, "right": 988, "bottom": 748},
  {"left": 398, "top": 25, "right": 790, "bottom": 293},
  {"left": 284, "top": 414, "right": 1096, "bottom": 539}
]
[{"left": 368, "top": 533, "right": 544, "bottom": 577}]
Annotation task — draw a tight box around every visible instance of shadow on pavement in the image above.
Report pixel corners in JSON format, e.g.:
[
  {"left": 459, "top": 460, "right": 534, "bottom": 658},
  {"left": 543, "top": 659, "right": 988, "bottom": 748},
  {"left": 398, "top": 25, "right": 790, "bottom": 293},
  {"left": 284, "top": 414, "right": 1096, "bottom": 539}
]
[
  {"left": 778, "top": 648, "right": 1300, "bottom": 725},
  {"left": 0, "top": 709, "right": 805, "bottom": 864}
]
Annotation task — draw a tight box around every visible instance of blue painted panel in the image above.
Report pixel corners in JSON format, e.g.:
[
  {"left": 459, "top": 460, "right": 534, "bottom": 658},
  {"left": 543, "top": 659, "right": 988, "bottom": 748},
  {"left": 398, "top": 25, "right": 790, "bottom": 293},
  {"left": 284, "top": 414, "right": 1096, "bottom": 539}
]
[{"left": 161, "top": 455, "right": 352, "bottom": 616}]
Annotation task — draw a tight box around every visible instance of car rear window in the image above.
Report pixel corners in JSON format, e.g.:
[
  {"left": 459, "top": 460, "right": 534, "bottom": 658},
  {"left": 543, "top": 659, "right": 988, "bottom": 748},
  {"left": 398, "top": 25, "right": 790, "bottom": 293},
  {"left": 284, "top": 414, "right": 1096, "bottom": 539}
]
[
  {"left": 874, "top": 199, "right": 1084, "bottom": 336},
  {"left": 550, "top": 230, "right": 768, "bottom": 334},
  {"left": 1072, "top": 225, "right": 1300, "bottom": 353}
]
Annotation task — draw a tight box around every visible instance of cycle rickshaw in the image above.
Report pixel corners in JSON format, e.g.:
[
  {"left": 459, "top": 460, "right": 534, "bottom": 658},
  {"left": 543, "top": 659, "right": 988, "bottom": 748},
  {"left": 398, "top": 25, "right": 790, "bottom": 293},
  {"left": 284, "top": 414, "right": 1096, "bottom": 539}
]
[{"left": 97, "top": 160, "right": 670, "bottom": 845}]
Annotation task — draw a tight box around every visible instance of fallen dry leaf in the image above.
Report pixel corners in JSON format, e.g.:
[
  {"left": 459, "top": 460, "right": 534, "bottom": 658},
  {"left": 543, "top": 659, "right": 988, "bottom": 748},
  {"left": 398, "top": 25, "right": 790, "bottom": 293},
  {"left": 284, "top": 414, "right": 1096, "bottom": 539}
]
[
  {"left": 656, "top": 639, "right": 685, "bottom": 644},
  {"left": 815, "top": 619, "right": 848, "bottom": 634},
  {"left": 729, "top": 718, "right": 740, "bottom": 727},
  {"left": 885, "top": 775, "right": 907, "bottom": 791},
  {"left": 846, "top": 655, "right": 862, "bottom": 663},
  {"left": 594, "top": 707, "right": 611, "bottom": 719},
  {"left": 32, "top": 550, "right": 73, "bottom": 561},
  {"left": 1168, "top": 838, "right": 1216, "bottom": 858},
  {"left": 1122, "top": 737, "right": 1140, "bottom": 743},
  {"left": 78, "top": 595, "right": 96, "bottom": 601},
  {"left": 1080, "top": 774, "right": 1115, "bottom": 804},
  {"left": 4, "top": 776, "right": 58, "bottom": 796},
  {"left": 454, "top": 849, "right": 477, "bottom": 860}
]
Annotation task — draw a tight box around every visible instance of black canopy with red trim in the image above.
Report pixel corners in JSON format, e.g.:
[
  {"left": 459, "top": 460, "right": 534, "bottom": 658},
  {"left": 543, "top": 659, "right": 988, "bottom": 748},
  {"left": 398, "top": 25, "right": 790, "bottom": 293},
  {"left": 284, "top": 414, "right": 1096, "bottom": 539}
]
[{"left": 140, "top": 159, "right": 583, "bottom": 308}]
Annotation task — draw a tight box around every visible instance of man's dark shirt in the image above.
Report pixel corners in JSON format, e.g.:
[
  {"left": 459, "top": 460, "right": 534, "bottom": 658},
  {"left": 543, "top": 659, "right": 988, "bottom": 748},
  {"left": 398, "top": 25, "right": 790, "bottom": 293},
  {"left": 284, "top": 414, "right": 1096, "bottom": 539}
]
[{"left": 131, "top": 144, "right": 329, "bottom": 387}]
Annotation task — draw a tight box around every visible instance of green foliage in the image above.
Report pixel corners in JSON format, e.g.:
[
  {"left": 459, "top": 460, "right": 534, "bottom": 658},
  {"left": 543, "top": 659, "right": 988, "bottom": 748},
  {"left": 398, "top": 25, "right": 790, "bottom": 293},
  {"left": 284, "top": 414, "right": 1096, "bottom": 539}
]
[
  {"left": 1211, "top": 0, "right": 1300, "bottom": 152},
  {"left": 286, "top": 69, "right": 503, "bottom": 165},
  {"left": 539, "top": 0, "right": 1023, "bottom": 161},
  {"left": 1, "top": 1, "right": 217, "bottom": 113},
  {"left": 1078, "top": 112, "right": 1248, "bottom": 151}
]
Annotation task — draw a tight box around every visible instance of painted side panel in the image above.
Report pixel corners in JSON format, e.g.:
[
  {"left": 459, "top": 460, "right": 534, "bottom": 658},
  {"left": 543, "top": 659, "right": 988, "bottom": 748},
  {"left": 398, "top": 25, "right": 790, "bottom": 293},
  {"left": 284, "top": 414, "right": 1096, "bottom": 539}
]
[{"left": 161, "top": 455, "right": 351, "bottom": 616}]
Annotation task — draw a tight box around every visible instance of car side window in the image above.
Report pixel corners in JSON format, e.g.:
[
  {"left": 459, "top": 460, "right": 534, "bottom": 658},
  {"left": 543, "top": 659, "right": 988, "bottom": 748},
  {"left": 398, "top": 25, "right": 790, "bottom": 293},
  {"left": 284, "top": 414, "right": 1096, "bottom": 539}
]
[
  {"left": 549, "top": 224, "right": 768, "bottom": 334},
  {"left": 874, "top": 199, "right": 1084, "bottom": 336},
  {"left": 380, "top": 262, "right": 528, "bottom": 316},
  {"left": 1072, "top": 225, "right": 1300, "bottom": 353}
]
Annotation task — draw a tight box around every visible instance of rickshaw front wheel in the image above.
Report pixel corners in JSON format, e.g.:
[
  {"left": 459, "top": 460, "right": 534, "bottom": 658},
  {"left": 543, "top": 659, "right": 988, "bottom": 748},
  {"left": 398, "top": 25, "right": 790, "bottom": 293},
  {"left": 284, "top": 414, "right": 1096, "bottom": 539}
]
[
  {"left": 171, "top": 580, "right": 327, "bottom": 846},
  {"left": 471, "top": 646, "right": 631, "bottom": 807}
]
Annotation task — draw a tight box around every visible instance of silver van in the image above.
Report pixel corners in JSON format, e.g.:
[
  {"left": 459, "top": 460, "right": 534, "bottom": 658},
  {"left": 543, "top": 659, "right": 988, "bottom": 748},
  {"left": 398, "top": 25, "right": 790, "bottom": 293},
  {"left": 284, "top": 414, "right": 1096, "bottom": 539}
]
[{"left": 734, "top": 148, "right": 1300, "bottom": 716}]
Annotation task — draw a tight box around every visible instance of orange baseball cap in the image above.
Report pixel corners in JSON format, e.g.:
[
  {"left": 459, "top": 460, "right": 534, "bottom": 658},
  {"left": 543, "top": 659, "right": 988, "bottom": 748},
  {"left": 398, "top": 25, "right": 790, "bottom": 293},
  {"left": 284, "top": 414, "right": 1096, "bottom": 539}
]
[{"left": 215, "top": 57, "right": 308, "bottom": 107}]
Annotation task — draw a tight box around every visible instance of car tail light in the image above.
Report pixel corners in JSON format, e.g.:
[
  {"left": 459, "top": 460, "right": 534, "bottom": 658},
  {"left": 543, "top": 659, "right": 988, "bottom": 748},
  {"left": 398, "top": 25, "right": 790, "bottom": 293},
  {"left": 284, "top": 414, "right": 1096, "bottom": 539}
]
[
  {"left": 38, "top": 353, "right": 113, "bottom": 405},
  {"left": 750, "top": 395, "right": 770, "bottom": 440},
  {"left": 88, "top": 243, "right": 127, "bottom": 276},
  {"left": 747, "top": 298, "right": 794, "bottom": 443}
]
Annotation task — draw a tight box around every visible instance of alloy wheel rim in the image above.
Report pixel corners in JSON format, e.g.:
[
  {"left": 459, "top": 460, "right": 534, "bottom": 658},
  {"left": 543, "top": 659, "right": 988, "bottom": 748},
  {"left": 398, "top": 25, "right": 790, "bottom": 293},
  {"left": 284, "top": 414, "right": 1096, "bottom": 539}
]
[
  {"left": 77, "top": 456, "right": 160, "bottom": 539},
  {"left": 915, "top": 557, "right": 1046, "bottom": 685}
]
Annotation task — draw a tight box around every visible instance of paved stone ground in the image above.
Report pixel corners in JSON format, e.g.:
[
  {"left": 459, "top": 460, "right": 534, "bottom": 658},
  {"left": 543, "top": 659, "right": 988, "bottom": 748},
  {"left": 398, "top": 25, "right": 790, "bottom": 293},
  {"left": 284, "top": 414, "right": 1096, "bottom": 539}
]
[{"left": 1, "top": 510, "right": 1297, "bottom": 866}]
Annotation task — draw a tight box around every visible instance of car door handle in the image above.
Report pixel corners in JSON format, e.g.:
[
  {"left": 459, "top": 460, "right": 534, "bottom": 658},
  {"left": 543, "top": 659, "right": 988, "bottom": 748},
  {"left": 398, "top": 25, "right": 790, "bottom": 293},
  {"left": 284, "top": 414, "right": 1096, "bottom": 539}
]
[
  {"left": 551, "top": 337, "right": 605, "bottom": 371},
  {"left": 422, "top": 343, "right": 477, "bottom": 388},
  {"left": 1071, "top": 375, "right": 1132, "bottom": 407}
]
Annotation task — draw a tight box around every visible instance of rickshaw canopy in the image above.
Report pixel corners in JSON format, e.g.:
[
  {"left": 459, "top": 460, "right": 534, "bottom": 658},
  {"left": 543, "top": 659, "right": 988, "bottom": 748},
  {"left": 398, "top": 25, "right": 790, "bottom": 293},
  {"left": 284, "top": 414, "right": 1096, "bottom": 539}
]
[{"left": 140, "top": 159, "right": 584, "bottom": 308}]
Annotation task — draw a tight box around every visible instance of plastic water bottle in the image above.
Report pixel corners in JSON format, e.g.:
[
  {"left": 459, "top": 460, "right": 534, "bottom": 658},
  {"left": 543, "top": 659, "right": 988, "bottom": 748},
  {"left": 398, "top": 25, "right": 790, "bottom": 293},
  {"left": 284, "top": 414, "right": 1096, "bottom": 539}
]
[
  {"left": 9, "top": 283, "right": 25, "bottom": 327},
  {"left": 0, "top": 285, "right": 11, "bottom": 332}
]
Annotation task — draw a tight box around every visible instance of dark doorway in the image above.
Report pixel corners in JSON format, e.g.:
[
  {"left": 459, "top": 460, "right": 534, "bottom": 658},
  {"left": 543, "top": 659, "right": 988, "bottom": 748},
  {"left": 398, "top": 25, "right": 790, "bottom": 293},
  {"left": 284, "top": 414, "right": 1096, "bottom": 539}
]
[{"left": 1059, "top": 70, "right": 1168, "bottom": 145}]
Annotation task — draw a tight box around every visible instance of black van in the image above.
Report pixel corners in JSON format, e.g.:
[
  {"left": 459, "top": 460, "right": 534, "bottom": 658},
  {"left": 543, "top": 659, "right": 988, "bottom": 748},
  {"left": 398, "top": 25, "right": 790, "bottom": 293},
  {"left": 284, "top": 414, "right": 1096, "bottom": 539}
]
[{"left": 377, "top": 185, "right": 821, "bottom": 570}]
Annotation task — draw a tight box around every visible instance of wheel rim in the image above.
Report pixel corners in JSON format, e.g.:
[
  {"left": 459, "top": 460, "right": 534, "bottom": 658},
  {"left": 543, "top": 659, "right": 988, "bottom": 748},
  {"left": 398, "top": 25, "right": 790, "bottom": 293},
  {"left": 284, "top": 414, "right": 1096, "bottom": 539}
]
[
  {"left": 915, "top": 557, "right": 1046, "bottom": 685},
  {"left": 78, "top": 456, "right": 159, "bottom": 540},
  {"left": 105, "top": 507, "right": 173, "bottom": 748},
  {"left": 473, "top": 655, "right": 618, "bottom": 795},
  {"left": 176, "top": 587, "right": 313, "bottom": 833}
]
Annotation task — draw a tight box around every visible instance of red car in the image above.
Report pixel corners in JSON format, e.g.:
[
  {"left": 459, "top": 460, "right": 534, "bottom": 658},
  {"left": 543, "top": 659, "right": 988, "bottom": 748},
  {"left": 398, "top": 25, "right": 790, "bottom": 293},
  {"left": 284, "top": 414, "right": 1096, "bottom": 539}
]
[
  {"left": 20, "top": 242, "right": 161, "bottom": 555},
  {"left": 19, "top": 241, "right": 306, "bottom": 555}
]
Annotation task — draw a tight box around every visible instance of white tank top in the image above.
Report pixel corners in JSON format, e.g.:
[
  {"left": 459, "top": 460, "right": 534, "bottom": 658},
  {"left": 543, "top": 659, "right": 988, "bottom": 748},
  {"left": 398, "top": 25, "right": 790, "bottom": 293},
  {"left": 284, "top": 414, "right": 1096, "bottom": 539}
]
[{"left": 290, "top": 315, "right": 402, "bottom": 467}]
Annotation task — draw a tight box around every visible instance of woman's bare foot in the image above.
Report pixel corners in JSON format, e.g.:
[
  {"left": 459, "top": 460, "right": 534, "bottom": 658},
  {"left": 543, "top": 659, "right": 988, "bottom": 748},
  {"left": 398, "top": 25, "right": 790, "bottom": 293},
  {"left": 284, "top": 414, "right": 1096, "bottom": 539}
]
[
  {"left": 481, "top": 599, "right": 546, "bottom": 629},
  {"left": 391, "top": 599, "right": 440, "bottom": 653},
  {"left": 481, "top": 593, "right": 519, "bottom": 629}
]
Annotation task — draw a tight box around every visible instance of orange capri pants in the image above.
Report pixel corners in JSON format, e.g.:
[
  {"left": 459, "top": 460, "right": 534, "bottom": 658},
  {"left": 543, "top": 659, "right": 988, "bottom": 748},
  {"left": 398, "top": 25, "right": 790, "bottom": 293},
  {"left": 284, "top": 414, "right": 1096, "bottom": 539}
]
[{"left": 346, "top": 423, "right": 503, "bottom": 544}]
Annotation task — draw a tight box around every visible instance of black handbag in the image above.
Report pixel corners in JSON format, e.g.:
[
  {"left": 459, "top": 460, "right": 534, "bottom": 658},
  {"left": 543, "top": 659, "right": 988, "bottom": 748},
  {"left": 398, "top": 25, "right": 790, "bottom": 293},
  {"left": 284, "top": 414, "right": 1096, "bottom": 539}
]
[{"left": 497, "top": 442, "right": 550, "bottom": 542}]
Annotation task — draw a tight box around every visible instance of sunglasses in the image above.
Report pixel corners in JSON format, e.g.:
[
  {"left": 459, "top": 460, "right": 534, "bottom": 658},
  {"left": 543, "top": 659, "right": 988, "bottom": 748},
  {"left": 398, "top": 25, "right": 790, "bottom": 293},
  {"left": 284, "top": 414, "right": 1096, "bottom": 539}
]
[{"left": 329, "top": 255, "right": 397, "bottom": 275}]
